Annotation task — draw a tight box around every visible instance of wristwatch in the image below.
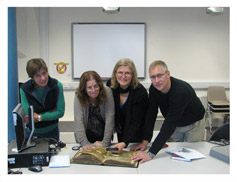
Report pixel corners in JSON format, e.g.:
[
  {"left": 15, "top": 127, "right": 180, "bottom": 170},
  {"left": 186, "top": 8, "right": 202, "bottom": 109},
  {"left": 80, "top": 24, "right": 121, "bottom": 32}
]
[
  {"left": 38, "top": 115, "right": 41, "bottom": 122},
  {"left": 148, "top": 151, "right": 155, "bottom": 159}
]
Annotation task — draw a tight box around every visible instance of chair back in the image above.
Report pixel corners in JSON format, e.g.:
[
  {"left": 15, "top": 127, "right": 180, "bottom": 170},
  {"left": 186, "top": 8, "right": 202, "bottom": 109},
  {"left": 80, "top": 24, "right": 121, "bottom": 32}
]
[
  {"left": 209, "top": 123, "right": 229, "bottom": 142},
  {"left": 207, "top": 86, "right": 229, "bottom": 106}
]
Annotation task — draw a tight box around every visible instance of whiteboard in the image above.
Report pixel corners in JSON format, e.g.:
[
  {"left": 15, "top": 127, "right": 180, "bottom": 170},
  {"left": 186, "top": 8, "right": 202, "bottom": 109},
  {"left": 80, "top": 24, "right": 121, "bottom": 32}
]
[{"left": 72, "top": 23, "right": 146, "bottom": 79}]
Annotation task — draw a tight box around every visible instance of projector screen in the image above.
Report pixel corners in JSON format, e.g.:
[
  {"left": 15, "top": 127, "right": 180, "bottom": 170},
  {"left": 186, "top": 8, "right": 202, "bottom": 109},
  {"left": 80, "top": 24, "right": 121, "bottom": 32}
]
[{"left": 72, "top": 23, "right": 146, "bottom": 79}]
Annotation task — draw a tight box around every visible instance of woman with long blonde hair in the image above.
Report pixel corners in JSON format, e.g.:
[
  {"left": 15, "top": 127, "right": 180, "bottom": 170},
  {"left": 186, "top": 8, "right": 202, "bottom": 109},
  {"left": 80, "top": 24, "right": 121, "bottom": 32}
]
[{"left": 106, "top": 58, "right": 149, "bottom": 153}]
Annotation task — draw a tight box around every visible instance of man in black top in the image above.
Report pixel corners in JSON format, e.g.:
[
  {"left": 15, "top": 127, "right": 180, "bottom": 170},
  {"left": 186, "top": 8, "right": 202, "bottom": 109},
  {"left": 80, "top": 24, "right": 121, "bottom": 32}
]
[{"left": 131, "top": 60, "right": 205, "bottom": 163}]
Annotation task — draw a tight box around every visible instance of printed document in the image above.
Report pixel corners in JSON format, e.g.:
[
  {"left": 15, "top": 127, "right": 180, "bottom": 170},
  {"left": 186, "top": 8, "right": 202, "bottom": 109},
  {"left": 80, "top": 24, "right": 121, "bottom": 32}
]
[{"left": 166, "top": 147, "right": 205, "bottom": 162}]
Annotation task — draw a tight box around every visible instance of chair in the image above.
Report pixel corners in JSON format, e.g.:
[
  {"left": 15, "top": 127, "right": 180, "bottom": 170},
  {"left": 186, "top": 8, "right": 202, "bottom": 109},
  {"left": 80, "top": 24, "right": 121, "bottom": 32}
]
[
  {"left": 205, "top": 86, "right": 230, "bottom": 134},
  {"left": 209, "top": 122, "right": 229, "bottom": 143}
]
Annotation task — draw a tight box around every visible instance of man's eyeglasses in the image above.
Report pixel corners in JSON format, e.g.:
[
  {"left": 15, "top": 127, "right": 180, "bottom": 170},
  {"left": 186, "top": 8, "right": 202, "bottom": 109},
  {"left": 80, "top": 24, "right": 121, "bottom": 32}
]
[
  {"left": 117, "top": 71, "right": 131, "bottom": 77},
  {"left": 87, "top": 85, "right": 100, "bottom": 91},
  {"left": 150, "top": 72, "right": 167, "bottom": 80}
]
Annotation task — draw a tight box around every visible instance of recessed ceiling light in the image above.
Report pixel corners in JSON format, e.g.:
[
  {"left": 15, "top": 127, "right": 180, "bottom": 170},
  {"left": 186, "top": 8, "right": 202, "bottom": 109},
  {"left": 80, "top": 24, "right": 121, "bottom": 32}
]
[
  {"left": 102, "top": 7, "right": 120, "bottom": 14},
  {"left": 206, "top": 7, "right": 224, "bottom": 15}
]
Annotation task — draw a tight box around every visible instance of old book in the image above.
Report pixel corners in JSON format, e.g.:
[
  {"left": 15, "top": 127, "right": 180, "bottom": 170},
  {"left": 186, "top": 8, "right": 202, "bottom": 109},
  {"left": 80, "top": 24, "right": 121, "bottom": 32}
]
[{"left": 71, "top": 147, "right": 139, "bottom": 168}]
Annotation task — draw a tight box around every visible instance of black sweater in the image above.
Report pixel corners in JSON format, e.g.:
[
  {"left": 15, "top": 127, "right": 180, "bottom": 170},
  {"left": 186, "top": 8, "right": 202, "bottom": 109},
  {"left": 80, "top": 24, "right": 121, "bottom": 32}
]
[
  {"left": 144, "top": 77, "right": 205, "bottom": 155},
  {"left": 110, "top": 83, "right": 149, "bottom": 146}
]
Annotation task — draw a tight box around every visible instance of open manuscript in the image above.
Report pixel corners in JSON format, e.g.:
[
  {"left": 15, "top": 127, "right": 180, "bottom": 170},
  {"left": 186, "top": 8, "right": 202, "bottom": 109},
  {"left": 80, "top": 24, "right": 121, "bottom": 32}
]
[{"left": 71, "top": 147, "right": 139, "bottom": 168}]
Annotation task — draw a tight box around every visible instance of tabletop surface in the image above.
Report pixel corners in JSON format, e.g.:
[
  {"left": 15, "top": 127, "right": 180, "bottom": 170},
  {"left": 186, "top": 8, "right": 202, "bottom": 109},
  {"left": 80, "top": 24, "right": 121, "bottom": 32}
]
[{"left": 16, "top": 141, "right": 229, "bottom": 174}]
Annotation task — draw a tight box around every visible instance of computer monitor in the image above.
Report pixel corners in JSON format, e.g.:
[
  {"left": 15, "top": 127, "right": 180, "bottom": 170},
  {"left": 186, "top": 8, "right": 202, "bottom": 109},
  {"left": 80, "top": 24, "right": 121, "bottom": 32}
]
[
  {"left": 12, "top": 103, "right": 36, "bottom": 152},
  {"left": 26, "top": 105, "right": 36, "bottom": 148}
]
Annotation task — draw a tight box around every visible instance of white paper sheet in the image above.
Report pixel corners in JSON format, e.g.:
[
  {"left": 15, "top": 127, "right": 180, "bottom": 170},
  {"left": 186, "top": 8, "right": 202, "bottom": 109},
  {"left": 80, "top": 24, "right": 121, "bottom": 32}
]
[
  {"left": 49, "top": 155, "right": 71, "bottom": 168},
  {"left": 166, "top": 147, "right": 206, "bottom": 162}
]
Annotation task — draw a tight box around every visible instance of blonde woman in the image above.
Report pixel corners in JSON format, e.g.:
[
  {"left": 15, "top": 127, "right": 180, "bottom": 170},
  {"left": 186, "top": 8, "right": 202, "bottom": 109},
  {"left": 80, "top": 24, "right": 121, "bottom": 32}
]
[{"left": 106, "top": 58, "right": 149, "bottom": 153}]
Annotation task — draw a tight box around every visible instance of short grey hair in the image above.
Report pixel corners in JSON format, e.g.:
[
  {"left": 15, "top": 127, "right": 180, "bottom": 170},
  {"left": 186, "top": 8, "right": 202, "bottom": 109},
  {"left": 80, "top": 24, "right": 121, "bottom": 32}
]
[{"left": 149, "top": 60, "right": 168, "bottom": 73}]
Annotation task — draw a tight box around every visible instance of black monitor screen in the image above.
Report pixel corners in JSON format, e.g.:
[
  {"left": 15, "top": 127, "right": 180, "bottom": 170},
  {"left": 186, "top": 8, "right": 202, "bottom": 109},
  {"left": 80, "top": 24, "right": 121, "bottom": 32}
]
[
  {"left": 12, "top": 103, "right": 36, "bottom": 152},
  {"left": 12, "top": 103, "right": 27, "bottom": 152}
]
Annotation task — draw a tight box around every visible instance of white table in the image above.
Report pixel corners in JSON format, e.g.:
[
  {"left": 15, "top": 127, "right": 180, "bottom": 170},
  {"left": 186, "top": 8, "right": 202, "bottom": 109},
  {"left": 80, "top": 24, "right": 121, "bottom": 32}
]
[
  {"left": 137, "top": 142, "right": 229, "bottom": 174},
  {"left": 18, "top": 142, "right": 229, "bottom": 174}
]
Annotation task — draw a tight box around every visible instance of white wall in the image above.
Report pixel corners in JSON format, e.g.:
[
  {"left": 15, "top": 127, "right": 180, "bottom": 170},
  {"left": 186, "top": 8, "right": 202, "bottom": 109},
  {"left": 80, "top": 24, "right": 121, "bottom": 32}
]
[
  {"left": 16, "top": 7, "right": 230, "bottom": 122},
  {"left": 17, "top": 8, "right": 41, "bottom": 81}
]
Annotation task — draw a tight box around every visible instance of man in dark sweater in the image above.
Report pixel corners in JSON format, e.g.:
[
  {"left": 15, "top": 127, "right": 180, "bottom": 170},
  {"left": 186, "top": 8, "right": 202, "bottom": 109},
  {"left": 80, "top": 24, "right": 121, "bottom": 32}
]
[{"left": 131, "top": 60, "right": 205, "bottom": 163}]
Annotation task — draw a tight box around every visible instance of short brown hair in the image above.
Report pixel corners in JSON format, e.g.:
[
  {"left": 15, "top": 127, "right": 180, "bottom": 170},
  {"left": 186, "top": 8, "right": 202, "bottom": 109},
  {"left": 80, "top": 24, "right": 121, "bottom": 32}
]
[
  {"left": 26, "top": 58, "right": 48, "bottom": 78},
  {"left": 110, "top": 58, "right": 139, "bottom": 89},
  {"left": 76, "top": 71, "right": 106, "bottom": 107}
]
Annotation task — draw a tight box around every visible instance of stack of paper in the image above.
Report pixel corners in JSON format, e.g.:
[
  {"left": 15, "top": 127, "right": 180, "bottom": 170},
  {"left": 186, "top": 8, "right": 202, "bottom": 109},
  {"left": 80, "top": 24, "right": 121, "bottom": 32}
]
[
  {"left": 49, "top": 155, "right": 71, "bottom": 168},
  {"left": 166, "top": 147, "right": 205, "bottom": 162}
]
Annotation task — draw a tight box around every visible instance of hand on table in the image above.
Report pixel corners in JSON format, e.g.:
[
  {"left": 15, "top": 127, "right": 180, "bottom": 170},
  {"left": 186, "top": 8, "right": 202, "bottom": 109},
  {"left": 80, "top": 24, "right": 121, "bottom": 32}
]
[
  {"left": 93, "top": 141, "right": 102, "bottom": 147},
  {"left": 109, "top": 142, "right": 126, "bottom": 153},
  {"left": 131, "top": 151, "right": 152, "bottom": 164},
  {"left": 130, "top": 140, "right": 148, "bottom": 152},
  {"left": 81, "top": 144, "right": 94, "bottom": 150}
]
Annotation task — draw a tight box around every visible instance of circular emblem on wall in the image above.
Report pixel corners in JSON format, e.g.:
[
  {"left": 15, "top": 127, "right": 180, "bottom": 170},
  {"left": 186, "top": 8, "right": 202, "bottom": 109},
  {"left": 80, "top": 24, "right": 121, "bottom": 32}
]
[{"left": 54, "top": 62, "right": 69, "bottom": 74}]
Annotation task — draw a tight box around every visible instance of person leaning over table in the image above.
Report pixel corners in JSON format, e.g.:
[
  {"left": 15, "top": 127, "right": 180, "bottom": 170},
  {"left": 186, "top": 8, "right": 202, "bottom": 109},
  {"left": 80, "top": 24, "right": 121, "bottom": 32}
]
[
  {"left": 106, "top": 58, "right": 149, "bottom": 153},
  {"left": 20, "top": 58, "right": 65, "bottom": 141},
  {"left": 74, "top": 71, "right": 115, "bottom": 150},
  {"left": 131, "top": 60, "right": 205, "bottom": 163}
]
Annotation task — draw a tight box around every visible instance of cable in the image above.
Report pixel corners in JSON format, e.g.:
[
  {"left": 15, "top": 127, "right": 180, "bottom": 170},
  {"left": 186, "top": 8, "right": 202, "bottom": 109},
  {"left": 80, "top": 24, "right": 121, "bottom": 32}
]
[
  {"left": 208, "top": 139, "right": 230, "bottom": 146},
  {"left": 72, "top": 146, "right": 81, "bottom": 151},
  {"left": 8, "top": 169, "right": 23, "bottom": 174},
  {"left": 32, "top": 136, "right": 64, "bottom": 155}
]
